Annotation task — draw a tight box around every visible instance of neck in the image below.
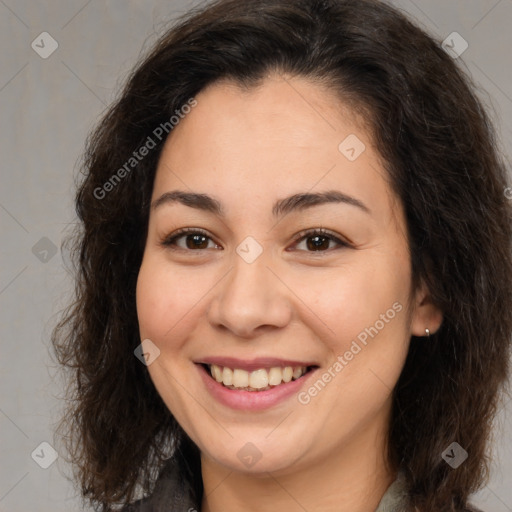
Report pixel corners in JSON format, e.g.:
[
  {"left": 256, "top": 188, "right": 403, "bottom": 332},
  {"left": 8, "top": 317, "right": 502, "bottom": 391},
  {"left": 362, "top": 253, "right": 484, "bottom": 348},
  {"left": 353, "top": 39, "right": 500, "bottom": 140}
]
[{"left": 200, "top": 416, "right": 397, "bottom": 512}]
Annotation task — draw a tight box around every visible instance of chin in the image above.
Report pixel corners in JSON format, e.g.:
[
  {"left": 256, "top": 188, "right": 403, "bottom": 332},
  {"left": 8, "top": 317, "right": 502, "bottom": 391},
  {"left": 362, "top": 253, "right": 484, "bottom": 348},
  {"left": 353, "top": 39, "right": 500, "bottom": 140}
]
[{"left": 197, "top": 430, "right": 310, "bottom": 475}]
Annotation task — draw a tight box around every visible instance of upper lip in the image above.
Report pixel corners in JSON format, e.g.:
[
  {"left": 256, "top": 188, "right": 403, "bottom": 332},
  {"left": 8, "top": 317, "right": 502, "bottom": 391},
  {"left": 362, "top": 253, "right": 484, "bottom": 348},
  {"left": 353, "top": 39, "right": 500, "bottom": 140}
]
[{"left": 196, "top": 356, "right": 318, "bottom": 372}]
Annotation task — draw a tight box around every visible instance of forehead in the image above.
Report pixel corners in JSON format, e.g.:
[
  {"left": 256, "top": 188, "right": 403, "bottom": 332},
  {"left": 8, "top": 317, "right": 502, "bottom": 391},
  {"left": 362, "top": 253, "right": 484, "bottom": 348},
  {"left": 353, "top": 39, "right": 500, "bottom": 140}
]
[{"left": 152, "top": 75, "right": 400, "bottom": 226}]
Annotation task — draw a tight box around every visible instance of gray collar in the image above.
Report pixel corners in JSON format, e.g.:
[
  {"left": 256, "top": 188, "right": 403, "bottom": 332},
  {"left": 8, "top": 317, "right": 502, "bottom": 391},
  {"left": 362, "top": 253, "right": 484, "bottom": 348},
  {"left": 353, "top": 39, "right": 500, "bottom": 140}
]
[{"left": 375, "top": 469, "right": 410, "bottom": 512}]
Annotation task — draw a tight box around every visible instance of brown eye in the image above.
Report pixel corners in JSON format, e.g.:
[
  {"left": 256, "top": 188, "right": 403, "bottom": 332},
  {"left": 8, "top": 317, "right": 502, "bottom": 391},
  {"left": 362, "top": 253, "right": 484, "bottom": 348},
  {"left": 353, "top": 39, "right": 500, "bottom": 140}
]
[
  {"left": 304, "top": 234, "right": 331, "bottom": 251},
  {"left": 291, "top": 228, "right": 351, "bottom": 253},
  {"left": 160, "top": 227, "right": 351, "bottom": 253},
  {"left": 161, "top": 228, "right": 220, "bottom": 251}
]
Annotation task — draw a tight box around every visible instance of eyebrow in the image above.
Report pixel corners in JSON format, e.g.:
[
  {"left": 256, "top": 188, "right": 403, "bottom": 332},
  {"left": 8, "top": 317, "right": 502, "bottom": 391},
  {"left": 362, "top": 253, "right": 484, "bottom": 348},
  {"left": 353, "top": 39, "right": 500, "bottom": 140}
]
[{"left": 151, "top": 189, "right": 371, "bottom": 217}]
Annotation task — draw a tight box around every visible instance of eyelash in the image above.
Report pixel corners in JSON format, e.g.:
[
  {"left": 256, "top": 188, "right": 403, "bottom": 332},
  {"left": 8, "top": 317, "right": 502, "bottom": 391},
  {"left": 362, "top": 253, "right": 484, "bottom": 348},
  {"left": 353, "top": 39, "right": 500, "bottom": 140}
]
[{"left": 159, "top": 227, "right": 351, "bottom": 254}]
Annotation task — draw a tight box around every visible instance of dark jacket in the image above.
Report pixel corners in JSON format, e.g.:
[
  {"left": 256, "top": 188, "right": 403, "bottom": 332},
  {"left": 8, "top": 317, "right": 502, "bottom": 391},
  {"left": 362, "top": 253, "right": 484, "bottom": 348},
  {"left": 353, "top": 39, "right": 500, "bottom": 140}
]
[{"left": 121, "top": 454, "right": 485, "bottom": 512}]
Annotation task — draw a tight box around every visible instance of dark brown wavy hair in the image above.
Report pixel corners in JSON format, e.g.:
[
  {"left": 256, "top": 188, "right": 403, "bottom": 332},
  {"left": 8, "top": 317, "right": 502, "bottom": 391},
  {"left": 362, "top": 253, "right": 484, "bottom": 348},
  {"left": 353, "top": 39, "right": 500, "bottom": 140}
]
[{"left": 51, "top": 0, "right": 512, "bottom": 510}]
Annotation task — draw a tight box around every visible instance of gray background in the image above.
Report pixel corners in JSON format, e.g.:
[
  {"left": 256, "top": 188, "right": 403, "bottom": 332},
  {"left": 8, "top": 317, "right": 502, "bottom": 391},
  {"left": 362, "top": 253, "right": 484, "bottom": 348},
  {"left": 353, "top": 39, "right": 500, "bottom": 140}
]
[{"left": 1, "top": 1, "right": 511, "bottom": 511}]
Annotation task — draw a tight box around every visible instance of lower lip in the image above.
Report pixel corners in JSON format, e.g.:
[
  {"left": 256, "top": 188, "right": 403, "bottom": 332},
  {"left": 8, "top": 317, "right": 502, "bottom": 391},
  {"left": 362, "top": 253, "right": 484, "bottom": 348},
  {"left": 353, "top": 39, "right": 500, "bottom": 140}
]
[{"left": 196, "top": 364, "right": 318, "bottom": 411}]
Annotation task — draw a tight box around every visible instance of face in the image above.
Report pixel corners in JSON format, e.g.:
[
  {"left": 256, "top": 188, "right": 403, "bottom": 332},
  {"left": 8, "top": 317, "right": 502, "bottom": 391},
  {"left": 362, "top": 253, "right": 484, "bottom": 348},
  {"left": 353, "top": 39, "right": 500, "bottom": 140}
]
[{"left": 136, "top": 74, "right": 441, "bottom": 476}]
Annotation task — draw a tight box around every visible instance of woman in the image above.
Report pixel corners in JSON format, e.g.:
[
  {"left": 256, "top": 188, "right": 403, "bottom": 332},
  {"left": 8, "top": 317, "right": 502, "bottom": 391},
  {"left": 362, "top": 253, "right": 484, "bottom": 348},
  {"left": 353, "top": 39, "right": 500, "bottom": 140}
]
[{"left": 51, "top": 0, "right": 512, "bottom": 511}]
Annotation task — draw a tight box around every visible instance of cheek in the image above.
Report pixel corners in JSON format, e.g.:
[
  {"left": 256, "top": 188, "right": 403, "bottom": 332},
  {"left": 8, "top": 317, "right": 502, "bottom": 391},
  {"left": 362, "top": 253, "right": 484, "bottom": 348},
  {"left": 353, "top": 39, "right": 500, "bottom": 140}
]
[
  {"left": 136, "top": 259, "right": 167, "bottom": 340},
  {"left": 136, "top": 254, "right": 220, "bottom": 353},
  {"left": 299, "top": 260, "right": 410, "bottom": 422},
  {"left": 135, "top": 257, "right": 201, "bottom": 414},
  {"left": 302, "top": 257, "right": 409, "bottom": 350},
  {"left": 136, "top": 256, "right": 189, "bottom": 345}
]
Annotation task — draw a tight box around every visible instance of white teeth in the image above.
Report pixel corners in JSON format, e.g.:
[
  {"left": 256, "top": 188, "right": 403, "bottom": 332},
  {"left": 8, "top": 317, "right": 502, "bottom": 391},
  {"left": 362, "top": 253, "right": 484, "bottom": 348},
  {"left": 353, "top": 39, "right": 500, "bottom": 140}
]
[
  {"left": 268, "top": 367, "right": 282, "bottom": 386},
  {"left": 249, "top": 369, "right": 269, "bottom": 389},
  {"left": 282, "top": 367, "right": 293, "bottom": 383},
  {"left": 212, "top": 364, "right": 223, "bottom": 382},
  {"left": 222, "top": 366, "right": 233, "bottom": 386},
  {"left": 233, "top": 369, "right": 249, "bottom": 387},
  {"left": 292, "top": 366, "right": 303, "bottom": 379},
  {"left": 208, "top": 364, "right": 308, "bottom": 391}
]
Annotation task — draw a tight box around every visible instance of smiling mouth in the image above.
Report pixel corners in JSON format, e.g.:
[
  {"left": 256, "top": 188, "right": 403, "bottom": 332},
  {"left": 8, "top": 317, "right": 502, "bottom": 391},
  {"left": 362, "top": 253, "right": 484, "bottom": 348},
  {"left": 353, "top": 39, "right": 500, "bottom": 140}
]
[{"left": 203, "top": 363, "right": 317, "bottom": 392}]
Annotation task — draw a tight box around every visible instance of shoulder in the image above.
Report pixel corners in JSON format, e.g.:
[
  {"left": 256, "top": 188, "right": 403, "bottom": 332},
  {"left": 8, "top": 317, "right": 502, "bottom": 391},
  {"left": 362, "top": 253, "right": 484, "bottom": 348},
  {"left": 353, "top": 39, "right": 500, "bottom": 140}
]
[
  {"left": 465, "top": 505, "right": 485, "bottom": 512},
  {"left": 385, "top": 470, "right": 487, "bottom": 512},
  {"left": 119, "top": 496, "right": 153, "bottom": 511},
  {"left": 118, "top": 455, "right": 200, "bottom": 512}
]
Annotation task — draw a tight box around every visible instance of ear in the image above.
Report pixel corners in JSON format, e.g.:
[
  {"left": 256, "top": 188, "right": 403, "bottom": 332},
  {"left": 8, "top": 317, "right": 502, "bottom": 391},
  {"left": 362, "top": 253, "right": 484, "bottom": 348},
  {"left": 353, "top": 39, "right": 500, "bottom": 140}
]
[{"left": 410, "top": 278, "right": 443, "bottom": 337}]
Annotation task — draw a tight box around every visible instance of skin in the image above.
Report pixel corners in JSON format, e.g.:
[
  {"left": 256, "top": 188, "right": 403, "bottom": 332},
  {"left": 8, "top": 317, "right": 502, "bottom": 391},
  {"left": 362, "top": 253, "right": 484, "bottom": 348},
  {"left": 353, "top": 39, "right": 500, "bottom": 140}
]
[{"left": 136, "top": 74, "right": 443, "bottom": 512}]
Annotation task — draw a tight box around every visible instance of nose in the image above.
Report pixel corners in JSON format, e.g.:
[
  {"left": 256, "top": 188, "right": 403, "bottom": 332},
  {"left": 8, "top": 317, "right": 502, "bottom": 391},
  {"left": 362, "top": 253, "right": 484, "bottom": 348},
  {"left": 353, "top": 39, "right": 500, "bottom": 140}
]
[{"left": 206, "top": 252, "right": 292, "bottom": 339}]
